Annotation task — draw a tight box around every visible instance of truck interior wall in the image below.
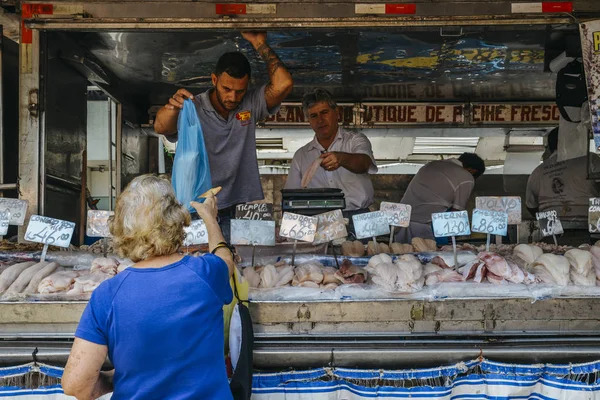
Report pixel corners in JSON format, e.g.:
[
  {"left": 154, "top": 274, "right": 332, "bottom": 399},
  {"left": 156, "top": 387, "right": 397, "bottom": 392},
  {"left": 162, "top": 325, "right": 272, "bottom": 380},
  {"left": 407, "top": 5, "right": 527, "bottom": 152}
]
[
  {"left": 43, "top": 32, "right": 88, "bottom": 244},
  {"left": 121, "top": 121, "right": 150, "bottom": 189}
]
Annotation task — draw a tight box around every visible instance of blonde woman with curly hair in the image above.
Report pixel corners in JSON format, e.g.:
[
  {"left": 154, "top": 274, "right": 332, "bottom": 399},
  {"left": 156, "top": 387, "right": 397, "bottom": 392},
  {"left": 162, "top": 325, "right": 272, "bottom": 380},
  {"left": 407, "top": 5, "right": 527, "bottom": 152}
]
[{"left": 62, "top": 174, "right": 235, "bottom": 400}]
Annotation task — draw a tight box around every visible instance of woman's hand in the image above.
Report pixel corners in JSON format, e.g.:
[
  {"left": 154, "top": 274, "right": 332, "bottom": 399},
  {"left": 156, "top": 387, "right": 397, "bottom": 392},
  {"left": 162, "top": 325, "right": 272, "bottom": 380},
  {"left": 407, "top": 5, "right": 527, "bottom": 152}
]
[{"left": 191, "top": 193, "right": 218, "bottom": 222}]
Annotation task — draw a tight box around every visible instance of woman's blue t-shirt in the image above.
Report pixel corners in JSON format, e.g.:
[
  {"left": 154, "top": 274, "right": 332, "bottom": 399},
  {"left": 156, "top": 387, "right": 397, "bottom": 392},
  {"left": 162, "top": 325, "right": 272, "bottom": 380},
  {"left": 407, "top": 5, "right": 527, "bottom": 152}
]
[{"left": 75, "top": 254, "right": 233, "bottom": 400}]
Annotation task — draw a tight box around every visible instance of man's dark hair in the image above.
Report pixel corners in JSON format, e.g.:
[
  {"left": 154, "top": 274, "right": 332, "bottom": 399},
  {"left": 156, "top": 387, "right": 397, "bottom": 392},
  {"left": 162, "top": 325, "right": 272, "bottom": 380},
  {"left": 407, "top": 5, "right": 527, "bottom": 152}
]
[
  {"left": 214, "top": 52, "right": 251, "bottom": 80},
  {"left": 458, "top": 152, "right": 486, "bottom": 179},
  {"left": 547, "top": 127, "right": 559, "bottom": 153}
]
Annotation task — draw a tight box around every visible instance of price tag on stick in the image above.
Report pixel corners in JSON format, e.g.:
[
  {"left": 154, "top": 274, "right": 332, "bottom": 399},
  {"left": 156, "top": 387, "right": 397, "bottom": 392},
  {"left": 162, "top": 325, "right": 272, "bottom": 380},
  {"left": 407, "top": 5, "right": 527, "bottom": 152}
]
[
  {"left": 353, "top": 211, "right": 390, "bottom": 254},
  {"left": 536, "top": 210, "right": 563, "bottom": 246},
  {"left": 86, "top": 210, "right": 113, "bottom": 238},
  {"left": 313, "top": 210, "right": 347, "bottom": 245},
  {"left": 235, "top": 203, "right": 274, "bottom": 221},
  {"left": 472, "top": 209, "right": 508, "bottom": 251},
  {"left": 183, "top": 220, "right": 209, "bottom": 247},
  {"left": 280, "top": 212, "right": 318, "bottom": 266},
  {"left": 380, "top": 202, "right": 411, "bottom": 247},
  {"left": 231, "top": 220, "right": 276, "bottom": 246},
  {"left": 0, "top": 198, "right": 28, "bottom": 226},
  {"left": 589, "top": 198, "right": 600, "bottom": 233},
  {"left": 25, "top": 215, "right": 76, "bottom": 261},
  {"left": 279, "top": 212, "right": 318, "bottom": 242},
  {"left": 0, "top": 210, "right": 10, "bottom": 236},
  {"left": 432, "top": 211, "right": 471, "bottom": 268}
]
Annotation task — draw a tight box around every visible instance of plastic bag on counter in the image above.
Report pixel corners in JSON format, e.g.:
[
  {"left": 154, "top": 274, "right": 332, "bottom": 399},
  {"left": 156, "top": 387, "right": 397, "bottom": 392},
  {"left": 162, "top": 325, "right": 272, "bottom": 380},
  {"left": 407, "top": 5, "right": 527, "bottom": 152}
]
[{"left": 172, "top": 99, "right": 212, "bottom": 212}]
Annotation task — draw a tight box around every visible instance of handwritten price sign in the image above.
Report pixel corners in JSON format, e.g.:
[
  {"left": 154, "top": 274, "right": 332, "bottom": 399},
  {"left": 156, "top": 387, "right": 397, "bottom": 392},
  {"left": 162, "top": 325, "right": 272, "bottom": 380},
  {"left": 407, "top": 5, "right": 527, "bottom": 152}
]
[
  {"left": 86, "top": 210, "right": 114, "bottom": 238},
  {"left": 589, "top": 198, "right": 600, "bottom": 233},
  {"left": 475, "top": 196, "right": 521, "bottom": 225},
  {"left": 471, "top": 209, "right": 508, "bottom": 236},
  {"left": 536, "top": 210, "right": 564, "bottom": 237},
  {"left": 235, "top": 203, "right": 273, "bottom": 221},
  {"left": 313, "top": 209, "right": 348, "bottom": 244},
  {"left": 432, "top": 211, "right": 471, "bottom": 238},
  {"left": 380, "top": 202, "right": 411, "bottom": 227},
  {"left": 230, "top": 219, "right": 276, "bottom": 246},
  {"left": 0, "top": 198, "right": 28, "bottom": 226},
  {"left": 25, "top": 215, "right": 75, "bottom": 248},
  {"left": 183, "top": 219, "right": 208, "bottom": 246},
  {"left": 0, "top": 210, "right": 9, "bottom": 236},
  {"left": 352, "top": 211, "right": 390, "bottom": 240},
  {"left": 279, "top": 212, "right": 318, "bottom": 242}
]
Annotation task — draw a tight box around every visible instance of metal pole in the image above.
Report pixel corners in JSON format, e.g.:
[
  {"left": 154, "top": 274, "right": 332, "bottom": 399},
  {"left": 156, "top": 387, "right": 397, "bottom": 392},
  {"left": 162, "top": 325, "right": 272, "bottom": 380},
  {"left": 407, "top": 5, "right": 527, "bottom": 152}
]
[
  {"left": 0, "top": 183, "right": 17, "bottom": 191},
  {"left": 115, "top": 103, "right": 122, "bottom": 197},
  {"left": 108, "top": 98, "right": 113, "bottom": 210},
  {"left": 0, "top": 28, "right": 4, "bottom": 189}
]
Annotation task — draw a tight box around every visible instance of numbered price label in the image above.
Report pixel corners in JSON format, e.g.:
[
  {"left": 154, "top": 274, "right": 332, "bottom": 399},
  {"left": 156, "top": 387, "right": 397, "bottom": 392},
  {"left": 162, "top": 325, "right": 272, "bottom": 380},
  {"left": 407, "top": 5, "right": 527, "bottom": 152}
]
[
  {"left": 24, "top": 215, "right": 75, "bottom": 248},
  {"left": 230, "top": 219, "right": 276, "bottom": 246},
  {"left": 589, "top": 198, "right": 600, "bottom": 233},
  {"left": 0, "top": 210, "right": 10, "bottom": 236},
  {"left": 471, "top": 209, "right": 508, "bottom": 236},
  {"left": 0, "top": 198, "right": 28, "bottom": 226},
  {"left": 313, "top": 209, "right": 348, "bottom": 244},
  {"left": 235, "top": 203, "right": 273, "bottom": 221},
  {"left": 279, "top": 212, "right": 318, "bottom": 242},
  {"left": 380, "top": 202, "right": 411, "bottom": 227},
  {"left": 475, "top": 196, "right": 522, "bottom": 225},
  {"left": 86, "top": 210, "right": 114, "bottom": 238},
  {"left": 536, "top": 210, "right": 564, "bottom": 237},
  {"left": 432, "top": 211, "right": 471, "bottom": 238},
  {"left": 352, "top": 211, "right": 390, "bottom": 240},
  {"left": 183, "top": 220, "right": 208, "bottom": 246}
]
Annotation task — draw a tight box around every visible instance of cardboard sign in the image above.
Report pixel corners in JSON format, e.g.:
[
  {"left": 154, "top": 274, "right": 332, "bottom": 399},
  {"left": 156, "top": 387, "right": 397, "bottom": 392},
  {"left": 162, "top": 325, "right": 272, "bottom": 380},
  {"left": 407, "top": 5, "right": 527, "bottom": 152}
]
[
  {"left": 279, "top": 212, "right": 318, "bottom": 242},
  {"left": 432, "top": 211, "right": 471, "bottom": 238},
  {"left": 313, "top": 209, "right": 348, "bottom": 244},
  {"left": 471, "top": 209, "right": 508, "bottom": 236},
  {"left": 589, "top": 198, "right": 600, "bottom": 233},
  {"left": 86, "top": 210, "right": 114, "bottom": 238},
  {"left": 380, "top": 202, "right": 411, "bottom": 227},
  {"left": 183, "top": 219, "right": 208, "bottom": 246},
  {"left": 536, "top": 210, "right": 564, "bottom": 237},
  {"left": 235, "top": 203, "right": 274, "bottom": 221},
  {"left": 0, "top": 198, "right": 28, "bottom": 226},
  {"left": 0, "top": 210, "right": 9, "bottom": 236},
  {"left": 475, "top": 196, "right": 522, "bottom": 225},
  {"left": 24, "top": 215, "right": 75, "bottom": 248},
  {"left": 352, "top": 211, "right": 390, "bottom": 240},
  {"left": 230, "top": 219, "right": 276, "bottom": 246}
]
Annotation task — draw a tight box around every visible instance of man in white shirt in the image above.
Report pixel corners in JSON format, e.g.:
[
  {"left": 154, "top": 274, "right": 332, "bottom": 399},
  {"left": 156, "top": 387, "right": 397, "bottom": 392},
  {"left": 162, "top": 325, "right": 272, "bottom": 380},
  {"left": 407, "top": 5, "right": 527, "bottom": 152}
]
[
  {"left": 395, "top": 153, "right": 486, "bottom": 242},
  {"left": 527, "top": 127, "right": 600, "bottom": 221},
  {"left": 285, "top": 88, "right": 378, "bottom": 236}
]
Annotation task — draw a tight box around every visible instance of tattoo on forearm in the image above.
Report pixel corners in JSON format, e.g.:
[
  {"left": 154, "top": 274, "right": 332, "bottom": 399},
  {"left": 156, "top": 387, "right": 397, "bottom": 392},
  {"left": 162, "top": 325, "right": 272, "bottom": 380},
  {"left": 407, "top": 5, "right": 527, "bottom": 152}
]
[{"left": 257, "top": 43, "right": 287, "bottom": 77}]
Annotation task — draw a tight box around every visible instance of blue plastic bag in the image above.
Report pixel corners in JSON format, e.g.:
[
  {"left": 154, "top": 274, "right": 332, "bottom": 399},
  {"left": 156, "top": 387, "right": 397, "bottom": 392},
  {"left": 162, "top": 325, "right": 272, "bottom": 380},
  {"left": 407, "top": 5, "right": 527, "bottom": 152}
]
[{"left": 172, "top": 99, "right": 212, "bottom": 212}]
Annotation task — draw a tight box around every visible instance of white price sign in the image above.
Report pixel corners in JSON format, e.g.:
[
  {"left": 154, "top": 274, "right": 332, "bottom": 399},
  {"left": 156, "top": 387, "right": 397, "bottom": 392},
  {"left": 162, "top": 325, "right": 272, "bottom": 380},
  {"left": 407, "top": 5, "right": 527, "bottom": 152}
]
[
  {"left": 313, "top": 210, "right": 348, "bottom": 244},
  {"left": 279, "top": 212, "right": 318, "bottom": 242},
  {"left": 352, "top": 211, "right": 390, "bottom": 240},
  {"left": 432, "top": 211, "right": 471, "bottom": 238},
  {"left": 86, "top": 210, "right": 114, "bottom": 238},
  {"left": 475, "top": 196, "right": 522, "bottom": 225},
  {"left": 24, "top": 215, "right": 75, "bottom": 248},
  {"left": 589, "top": 198, "right": 600, "bottom": 233},
  {"left": 0, "top": 198, "right": 28, "bottom": 226},
  {"left": 183, "top": 219, "right": 208, "bottom": 246},
  {"left": 230, "top": 219, "right": 276, "bottom": 246},
  {"left": 0, "top": 210, "right": 9, "bottom": 236},
  {"left": 471, "top": 209, "right": 508, "bottom": 236},
  {"left": 536, "top": 210, "right": 564, "bottom": 237},
  {"left": 380, "top": 202, "right": 411, "bottom": 227}
]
